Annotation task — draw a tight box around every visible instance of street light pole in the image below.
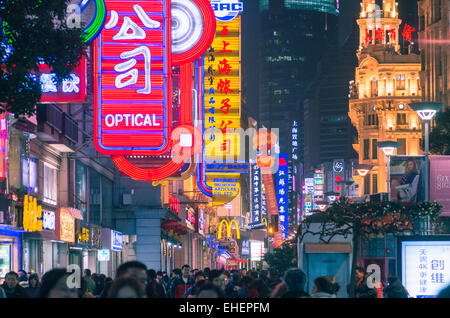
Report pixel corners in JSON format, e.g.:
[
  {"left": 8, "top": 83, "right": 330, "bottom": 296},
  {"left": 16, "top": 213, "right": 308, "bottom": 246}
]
[{"left": 424, "top": 119, "right": 430, "bottom": 202}]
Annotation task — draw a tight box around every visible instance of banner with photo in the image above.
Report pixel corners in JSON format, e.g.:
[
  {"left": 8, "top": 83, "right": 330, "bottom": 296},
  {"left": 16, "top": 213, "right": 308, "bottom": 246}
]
[
  {"left": 389, "top": 156, "right": 426, "bottom": 203},
  {"left": 430, "top": 156, "right": 450, "bottom": 217}
]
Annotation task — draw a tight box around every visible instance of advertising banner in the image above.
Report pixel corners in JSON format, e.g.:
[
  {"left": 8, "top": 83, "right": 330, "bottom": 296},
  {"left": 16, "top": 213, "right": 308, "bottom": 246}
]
[
  {"left": 275, "top": 154, "right": 289, "bottom": 239},
  {"left": 55, "top": 208, "right": 76, "bottom": 243},
  {"left": 402, "top": 240, "right": 450, "bottom": 298},
  {"left": 430, "top": 156, "right": 450, "bottom": 217},
  {"left": 0, "top": 245, "right": 10, "bottom": 278},
  {"left": 390, "top": 156, "right": 426, "bottom": 203},
  {"left": 251, "top": 164, "right": 262, "bottom": 224}
]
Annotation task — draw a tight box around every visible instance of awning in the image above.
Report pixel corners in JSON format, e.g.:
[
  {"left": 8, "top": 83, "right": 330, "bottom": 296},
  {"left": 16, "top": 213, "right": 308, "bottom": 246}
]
[
  {"left": 23, "top": 230, "right": 58, "bottom": 241},
  {"left": 161, "top": 219, "right": 188, "bottom": 236},
  {"left": 304, "top": 243, "right": 352, "bottom": 253}
]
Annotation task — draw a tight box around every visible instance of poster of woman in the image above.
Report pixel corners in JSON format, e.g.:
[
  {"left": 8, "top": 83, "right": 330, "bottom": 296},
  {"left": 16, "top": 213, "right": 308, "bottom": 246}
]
[{"left": 390, "top": 156, "right": 426, "bottom": 203}]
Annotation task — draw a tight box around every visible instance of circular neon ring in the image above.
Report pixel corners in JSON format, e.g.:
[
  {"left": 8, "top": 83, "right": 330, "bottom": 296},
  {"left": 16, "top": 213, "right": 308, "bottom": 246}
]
[
  {"left": 79, "top": 0, "right": 107, "bottom": 43},
  {"left": 172, "top": 0, "right": 216, "bottom": 65}
]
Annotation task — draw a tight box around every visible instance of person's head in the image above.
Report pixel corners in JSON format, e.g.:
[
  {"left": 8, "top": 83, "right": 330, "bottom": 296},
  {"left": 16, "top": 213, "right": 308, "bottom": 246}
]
[
  {"left": 156, "top": 271, "right": 163, "bottom": 280},
  {"left": 387, "top": 276, "right": 400, "bottom": 286},
  {"left": 209, "top": 270, "right": 226, "bottom": 291},
  {"left": 83, "top": 269, "right": 92, "bottom": 277},
  {"left": 203, "top": 267, "right": 211, "bottom": 278},
  {"left": 5, "top": 272, "right": 19, "bottom": 289},
  {"left": 241, "top": 268, "right": 247, "bottom": 276},
  {"left": 240, "top": 275, "right": 253, "bottom": 287},
  {"left": 250, "top": 271, "right": 258, "bottom": 279},
  {"left": 312, "top": 276, "right": 340, "bottom": 295},
  {"left": 283, "top": 269, "right": 307, "bottom": 293},
  {"left": 231, "top": 271, "right": 241, "bottom": 286},
  {"left": 260, "top": 270, "right": 269, "bottom": 280},
  {"left": 194, "top": 271, "right": 205, "bottom": 284},
  {"left": 172, "top": 269, "right": 181, "bottom": 278},
  {"left": 223, "top": 271, "right": 230, "bottom": 285},
  {"left": 116, "top": 261, "right": 148, "bottom": 287},
  {"left": 249, "top": 279, "right": 270, "bottom": 298},
  {"left": 28, "top": 273, "right": 39, "bottom": 288},
  {"left": 406, "top": 160, "right": 417, "bottom": 174},
  {"left": 108, "top": 277, "right": 147, "bottom": 298},
  {"left": 38, "top": 268, "right": 79, "bottom": 298},
  {"left": 18, "top": 270, "right": 27, "bottom": 281},
  {"left": 181, "top": 265, "right": 191, "bottom": 278},
  {"left": 355, "top": 266, "right": 365, "bottom": 280},
  {"left": 147, "top": 269, "right": 156, "bottom": 282},
  {"left": 195, "top": 282, "right": 225, "bottom": 298}
]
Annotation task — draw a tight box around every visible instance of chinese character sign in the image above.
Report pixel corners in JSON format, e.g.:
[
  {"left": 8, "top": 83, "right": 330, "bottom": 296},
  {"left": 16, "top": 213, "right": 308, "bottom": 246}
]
[
  {"left": 402, "top": 24, "right": 415, "bottom": 43},
  {"left": 402, "top": 241, "right": 450, "bottom": 298},
  {"left": 251, "top": 164, "right": 262, "bottom": 224},
  {"left": 275, "top": 154, "right": 289, "bottom": 239},
  {"left": 94, "top": 0, "right": 172, "bottom": 155},
  {"left": 204, "top": 15, "right": 241, "bottom": 159}
]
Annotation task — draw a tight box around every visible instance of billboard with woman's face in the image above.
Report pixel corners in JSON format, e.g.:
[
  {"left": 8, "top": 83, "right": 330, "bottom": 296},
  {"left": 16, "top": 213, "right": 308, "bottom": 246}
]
[{"left": 390, "top": 156, "right": 426, "bottom": 203}]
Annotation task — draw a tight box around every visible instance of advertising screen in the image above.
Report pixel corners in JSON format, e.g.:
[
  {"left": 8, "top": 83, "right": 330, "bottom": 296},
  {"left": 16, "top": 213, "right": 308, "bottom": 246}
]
[
  {"left": 390, "top": 156, "right": 426, "bottom": 203},
  {"left": 402, "top": 240, "right": 450, "bottom": 298},
  {"left": 0, "top": 245, "right": 10, "bottom": 279}
]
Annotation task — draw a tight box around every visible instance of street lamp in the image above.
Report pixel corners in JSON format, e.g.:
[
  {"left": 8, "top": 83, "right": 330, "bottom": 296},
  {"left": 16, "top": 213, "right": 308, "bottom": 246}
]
[
  {"left": 325, "top": 191, "right": 340, "bottom": 203},
  {"left": 378, "top": 141, "right": 401, "bottom": 200},
  {"left": 409, "top": 102, "right": 443, "bottom": 201},
  {"left": 355, "top": 164, "right": 373, "bottom": 197}
]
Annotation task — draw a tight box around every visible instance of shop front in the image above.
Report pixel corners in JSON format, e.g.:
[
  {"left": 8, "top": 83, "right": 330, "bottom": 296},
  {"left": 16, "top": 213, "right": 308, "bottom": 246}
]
[
  {"left": 102, "top": 228, "right": 123, "bottom": 277},
  {"left": 55, "top": 207, "right": 77, "bottom": 270},
  {"left": 161, "top": 218, "right": 187, "bottom": 272},
  {"left": 74, "top": 220, "right": 90, "bottom": 271},
  {"left": 88, "top": 224, "right": 103, "bottom": 273}
]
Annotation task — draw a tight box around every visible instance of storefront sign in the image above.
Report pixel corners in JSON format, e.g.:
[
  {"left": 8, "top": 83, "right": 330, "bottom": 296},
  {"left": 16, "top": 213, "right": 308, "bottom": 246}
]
[
  {"left": 198, "top": 209, "right": 206, "bottom": 235},
  {"left": 217, "top": 219, "right": 240, "bottom": 240},
  {"left": 186, "top": 208, "right": 197, "bottom": 231},
  {"left": 89, "top": 225, "right": 103, "bottom": 249},
  {"left": 0, "top": 245, "right": 11, "bottom": 278},
  {"left": 42, "top": 211, "right": 56, "bottom": 231},
  {"left": 275, "top": 154, "right": 289, "bottom": 239},
  {"left": 76, "top": 223, "right": 90, "bottom": 247},
  {"left": 250, "top": 240, "right": 264, "bottom": 262},
  {"left": 98, "top": 249, "right": 111, "bottom": 262},
  {"left": 291, "top": 120, "right": 299, "bottom": 161},
  {"left": 241, "top": 240, "right": 250, "bottom": 255},
  {"left": 430, "top": 156, "right": 450, "bottom": 217},
  {"left": 56, "top": 208, "right": 76, "bottom": 243},
  {"left": 169, "top": 195, "right": 180, "bottom": 215},
  {"left": 23, "top": 195, "right": 43, "bottom": 232},
  {"left": 209, "top": 175, "right": 240, "bottom": 207},
  {"left": 402, "top": 240, "right": 450, "bottom": 298},
  {"left": 303, "top": 178, "right": 314, "bottom": 217},
  {"left": 111, "top": 230, "right": 123, "bottom": 251},
  {"left": 39, "top": 56, "right": 87, "bottom": 102}
]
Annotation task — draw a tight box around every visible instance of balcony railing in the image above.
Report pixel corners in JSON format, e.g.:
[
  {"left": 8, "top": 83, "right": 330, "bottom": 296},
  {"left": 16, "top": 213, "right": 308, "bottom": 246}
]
[
  {"left": 63, "top": 113, "right": 78, "bottom": 143},
  {"left": 37, "top": 104, "right": 63, "bottom": 133}
]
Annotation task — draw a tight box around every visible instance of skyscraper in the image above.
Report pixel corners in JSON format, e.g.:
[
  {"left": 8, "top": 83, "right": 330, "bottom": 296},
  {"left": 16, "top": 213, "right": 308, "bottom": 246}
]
[{"left": 254, "top": 0, "right": 339, "bottom": 157}]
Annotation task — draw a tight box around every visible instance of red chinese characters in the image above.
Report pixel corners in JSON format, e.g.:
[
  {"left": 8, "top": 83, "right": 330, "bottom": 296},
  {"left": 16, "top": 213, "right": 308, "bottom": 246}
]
[{"left": 402, "top": 24, "right": 416, "bottom": 43}]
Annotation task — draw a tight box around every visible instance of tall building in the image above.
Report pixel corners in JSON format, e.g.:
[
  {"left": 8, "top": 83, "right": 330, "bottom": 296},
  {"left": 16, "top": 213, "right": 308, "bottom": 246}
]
[
  {"left": 418, "top": 0, "right": 450, "bottom": 106},
  {"left": 256, "top": 0, "right": 339, "bottom": 157},
  {"left": 349, "top": 0, "right": 423, "bottom": 197},
  {"left": 303, "top": 23, "right": 359, "bottom": 174}
]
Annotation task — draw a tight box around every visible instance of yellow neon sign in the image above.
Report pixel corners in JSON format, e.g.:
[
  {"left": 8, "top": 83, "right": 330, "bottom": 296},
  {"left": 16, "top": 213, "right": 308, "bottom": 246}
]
[
  {"left": 217, "top": 219, "right": 240, "bottom": 240},
  {"left": 262, "top": 217, "right": 268, "bottom": 227},
  {"left": 23, "top": 195, "right": 42, "bottom": 232}
]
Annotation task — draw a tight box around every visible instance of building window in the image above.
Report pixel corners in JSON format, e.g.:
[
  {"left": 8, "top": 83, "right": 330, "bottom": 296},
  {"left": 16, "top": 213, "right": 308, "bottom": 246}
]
[
  {"left": 372, "top": 174, "right": 378, "bottom": 194},
  {"left": 364, "top": 139, "right": 370, "bottom": 160},
  {"left": 43, "top": 163, "right": 57, "bottom": 205},
  {"left": 372, "top": 139, "right": 378, "bottom": 160},
  {"left": 371, "top": 79, "right": 378, "bottom": 97},
  {"left": 396, "top": 74, "right": 406, "bottom": 90},
  {"left": 364, "top": 174, "right": 371, "bottom": 195},
  {"left": 397, "top": 113, "right": 407, "bottom": 125},
  {"left": 367, "top": 114, "right": 379, "bottom": 126},
  {"left": 397, "top": 138, "right": 406, "bottom": 155}
]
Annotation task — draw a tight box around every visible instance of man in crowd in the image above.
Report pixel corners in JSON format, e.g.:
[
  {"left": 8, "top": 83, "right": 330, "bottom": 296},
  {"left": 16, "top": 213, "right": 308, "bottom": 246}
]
[
  {"left": 170, "top": 264, "right": 194, "bottom": 298},
  {"left": 1, "top": 272, "right": 29, "bottom": 298}
]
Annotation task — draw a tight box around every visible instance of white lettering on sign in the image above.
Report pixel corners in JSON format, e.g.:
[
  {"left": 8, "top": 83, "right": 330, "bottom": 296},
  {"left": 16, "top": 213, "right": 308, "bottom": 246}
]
[{"left": 104, "top": 114, "right": 160, "bottom": 127}]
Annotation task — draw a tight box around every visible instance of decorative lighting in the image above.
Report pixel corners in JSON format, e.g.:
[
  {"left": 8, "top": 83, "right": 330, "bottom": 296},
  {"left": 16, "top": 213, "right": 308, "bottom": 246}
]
[
  {"left": 409, "top": 102, "right": 443, "bottom": 121},
  {"left": 378, "top": 141, "right": 401, "bottom": 156},
  {"left": 398, "top": 103, "right": 405, "bottom": 110}
]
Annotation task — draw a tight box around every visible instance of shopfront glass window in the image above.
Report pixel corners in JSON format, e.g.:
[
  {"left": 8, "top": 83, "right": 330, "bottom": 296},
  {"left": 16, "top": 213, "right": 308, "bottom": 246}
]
[
  {"left": 89, "top": 169, "right": 101, "bottom": 226},
  {"left": 43, "top": 163, "right": 57, "bottom": 204},
  {"left": 75, "top": 161, "right": 87, "bottom": 220}
]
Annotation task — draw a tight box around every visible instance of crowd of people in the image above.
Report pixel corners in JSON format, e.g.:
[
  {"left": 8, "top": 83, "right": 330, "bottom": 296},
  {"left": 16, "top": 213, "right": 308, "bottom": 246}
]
[{"left": 0, "top": 262, "right": 448, "bottom": 298}]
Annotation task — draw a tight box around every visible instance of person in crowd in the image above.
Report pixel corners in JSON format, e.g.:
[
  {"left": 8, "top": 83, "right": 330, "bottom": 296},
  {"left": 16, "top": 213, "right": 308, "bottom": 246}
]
[
  {"left": 108, "top": 277, "right": 147, "bottom": 298},
  {"left": 37, "top": 268, "right": 78, "bottom": 298},
  {"left": 170, "top": 264, "right": 194, "bottom": 298},
  {"left": 116, "top": 261, "right": 148, "bottom": 289},
  {"left": 1, "top": 271, "right": 29, "bottom": 298},
  {"left": 168, "top": 268, "right": 181, "bottom": 295},
  {"left": 352, "top": 266, "right": 378, "bottom": 298},
  {"left": 146, "top": 269, "right": 166, "bottom": 298},
  {"left": 280, "top": 269, "right": 310, "bottom": 298},
  {"left": 195, "top": 281, "right": 225, "bottom": 298},
  {"left": 80, "top": 277, "right": 95, "bottom": 298},
  {"left": 259, "top": 270, "right": 269, "bottom": 285},
  {"left": 384, "top": 276, "right": 409, "bottom": 298},
  {"left": 223, "top": 270, "right": 231, "bottom": 287},
  {"left": 17, "top": 270, "right": 29, "bottom": 288},
  {"left": 203, "top": 267, "right": 211, "bottom": 280},
  {"left": 83, "top": 269, "right": 96, "bottom": 294},
  {"left": 26, "top": 273, "right": 40, "bottom": 298},
  {"left": 241, "top": 268, "right": 248, "bottom": 278},
  {"left": 249, "top": 271, "right": 259, "bottom": 280},
  {"left": 156, "top": 271, "right": 168, "bottom": 296},
  {"left": 237, "top": 275, "right": 253, "bottom": 298},
  {"left": 99, "top": 277, "right": 114, "bottom": 298},
  {"left": 0, "top": 286, "right": 6, "bottom": 298},
  {"left": 209, "top": 269, "right": 227, "bottom": 294},
  {"left": 225, "top": 271, "right": 241, "bottom": 298},
  {"left": 247, "top": 279, "right": 270, "bottom": 298},
  {"left": 311, "top": 276, "right": 340, "bottom": 298},
  {"left": 267, "top": 269, "right": 282, "bottom": 292},
  {"left": 94, "top": 274, "right": 106, "bottom": 297},
  {"left": 183, "top": 271, "right": 205, "bottom": 298}
]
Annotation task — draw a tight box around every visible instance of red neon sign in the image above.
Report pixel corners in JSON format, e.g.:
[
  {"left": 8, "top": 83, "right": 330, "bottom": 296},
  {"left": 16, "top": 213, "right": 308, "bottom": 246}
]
[
  {"left": 169, "top": 195, "right": 180, "bottom": 215},
  {"left": 402, "top": 24, "right": 415, "bottom": 43},
  {"left": 39, "top": 56, "right": 87, "bottom": 103}
]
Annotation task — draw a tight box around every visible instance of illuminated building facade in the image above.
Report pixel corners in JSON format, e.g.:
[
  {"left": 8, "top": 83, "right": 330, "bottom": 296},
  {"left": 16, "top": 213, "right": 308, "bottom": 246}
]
[{"left": 349, "top": 0, "right": 423, "bottom": 196}]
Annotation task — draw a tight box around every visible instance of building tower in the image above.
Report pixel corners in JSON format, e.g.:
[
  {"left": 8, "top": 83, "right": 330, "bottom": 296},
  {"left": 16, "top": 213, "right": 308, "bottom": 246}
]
[{"left": 349, "top": 0, "right": 423, "bottom": 197}]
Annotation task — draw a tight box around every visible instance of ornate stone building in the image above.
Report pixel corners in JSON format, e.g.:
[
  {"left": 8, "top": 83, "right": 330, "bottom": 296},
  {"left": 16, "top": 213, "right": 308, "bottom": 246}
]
[{"left": 349, "top": 0, "right": 423, "bottom": 196}]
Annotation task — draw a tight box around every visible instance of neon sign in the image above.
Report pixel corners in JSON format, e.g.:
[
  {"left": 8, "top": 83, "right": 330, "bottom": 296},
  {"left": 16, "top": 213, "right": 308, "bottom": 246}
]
[
  {"left": 402, "top": 24, "right": 416, "bottom": 43},
  {"left": 169, "top": 195, "right": 180, "bottom": 215},
  {"left": 23, "top": 195, "right": 43, "bottom": 232},
  {"left": 211, "top": 0, "right": 243, "bottom": 22}
]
